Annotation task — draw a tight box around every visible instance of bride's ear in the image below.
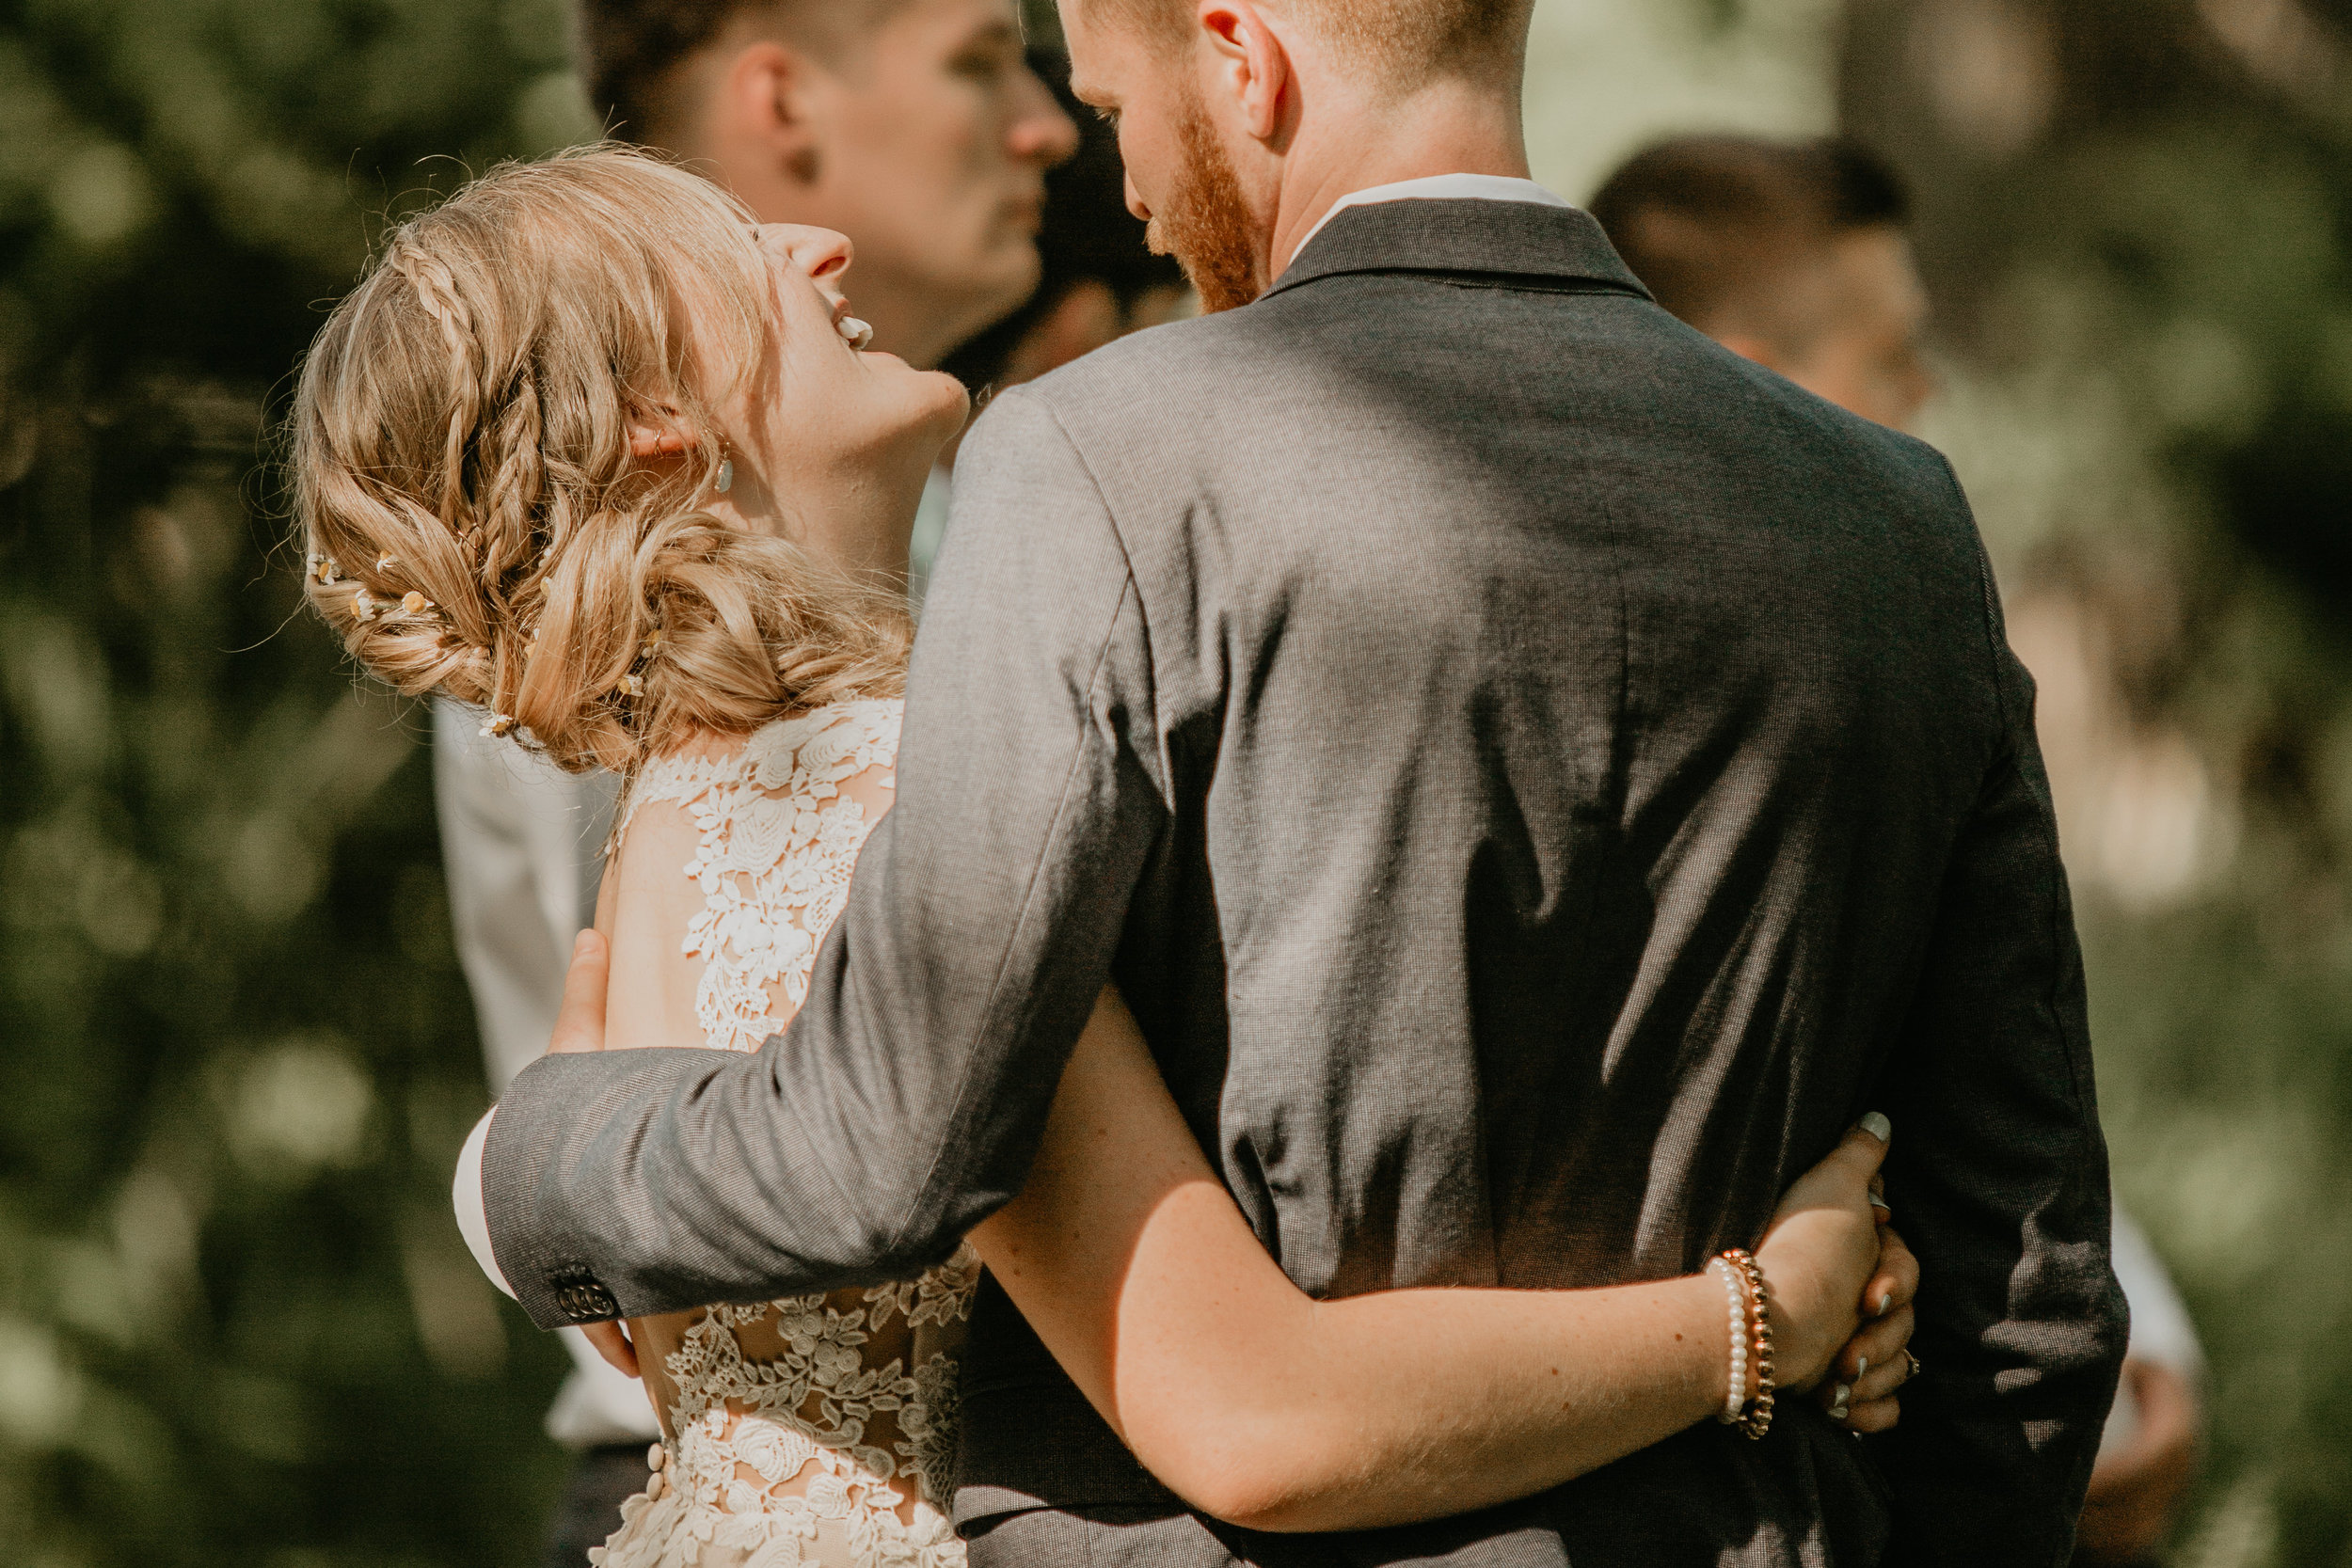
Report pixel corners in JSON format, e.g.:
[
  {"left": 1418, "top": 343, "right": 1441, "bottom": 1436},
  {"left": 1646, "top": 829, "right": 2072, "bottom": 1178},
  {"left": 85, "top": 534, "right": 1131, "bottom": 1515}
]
[{"left": 627, "top": 413, "right": 698, "bottom": 460}]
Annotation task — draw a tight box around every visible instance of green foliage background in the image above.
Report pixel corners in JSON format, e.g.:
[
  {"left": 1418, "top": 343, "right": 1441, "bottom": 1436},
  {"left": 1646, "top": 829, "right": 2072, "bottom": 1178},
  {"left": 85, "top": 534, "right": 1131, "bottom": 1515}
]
[
  {"left": 1839, "top": 5, "right": 2352, "bottom": 1560},
  {"left": 0, "top": 1, "right": 597, "bottom": 1562},
  {"left": 1, "top": 0, "right": 2347, "bottom": 1563}
]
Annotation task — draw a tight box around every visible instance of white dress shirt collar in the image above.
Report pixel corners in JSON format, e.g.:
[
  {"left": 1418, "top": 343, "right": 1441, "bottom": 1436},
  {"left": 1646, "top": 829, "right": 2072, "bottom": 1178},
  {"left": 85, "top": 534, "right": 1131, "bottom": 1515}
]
[{"left": 1290, "top": 174, "right": 1574, "bottom": 265}]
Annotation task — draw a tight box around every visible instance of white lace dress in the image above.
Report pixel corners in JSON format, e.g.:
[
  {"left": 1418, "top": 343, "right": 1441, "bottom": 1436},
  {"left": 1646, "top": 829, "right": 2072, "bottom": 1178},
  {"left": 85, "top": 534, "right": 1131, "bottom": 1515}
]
[{"left": 591, "top": 698, "right": 977, "bottom": 1568}]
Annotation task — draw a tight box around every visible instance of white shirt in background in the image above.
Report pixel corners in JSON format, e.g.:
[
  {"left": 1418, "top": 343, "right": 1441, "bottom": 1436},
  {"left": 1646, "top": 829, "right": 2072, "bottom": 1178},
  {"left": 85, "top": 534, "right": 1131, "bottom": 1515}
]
[
  {"left": 2100, "top": 1207, "right": 2203, "bottom": 1457},
  {"left": 431, "top": 703, "right": 656, "bottom": 1449},
  {"left": 906, "top": 464, "right": 955, "bottom": 610}
]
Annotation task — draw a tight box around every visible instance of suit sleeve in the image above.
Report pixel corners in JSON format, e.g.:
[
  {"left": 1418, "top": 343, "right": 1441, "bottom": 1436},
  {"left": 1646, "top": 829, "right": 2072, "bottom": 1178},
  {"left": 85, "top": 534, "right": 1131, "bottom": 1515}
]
[
  {"left": 1868, "top": 529, "right": 2130, "bottom": 1564},
  {"left": 478, "top": 388, "right": 1170, "bottom": 1329}
]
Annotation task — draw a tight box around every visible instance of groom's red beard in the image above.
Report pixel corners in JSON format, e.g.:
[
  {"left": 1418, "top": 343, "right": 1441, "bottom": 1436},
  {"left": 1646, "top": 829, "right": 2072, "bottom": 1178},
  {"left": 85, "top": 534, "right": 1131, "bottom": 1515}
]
[{"left": 1146, "top": 97, "right": 1263, "bottom": 314}]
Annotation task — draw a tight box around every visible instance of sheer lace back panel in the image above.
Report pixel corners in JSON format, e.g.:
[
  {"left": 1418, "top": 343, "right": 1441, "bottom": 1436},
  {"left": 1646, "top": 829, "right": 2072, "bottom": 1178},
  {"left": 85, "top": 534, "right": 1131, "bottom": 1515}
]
[{"left": 591, "top": 700, "right": 977, "bottom": 1568}]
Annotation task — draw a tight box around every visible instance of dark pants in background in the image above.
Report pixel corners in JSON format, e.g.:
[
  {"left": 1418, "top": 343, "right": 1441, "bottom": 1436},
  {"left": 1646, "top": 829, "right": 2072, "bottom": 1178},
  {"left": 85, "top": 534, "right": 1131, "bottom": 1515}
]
[{"left": 544, "top": 1444, "right": 651, "bottom": 1568}]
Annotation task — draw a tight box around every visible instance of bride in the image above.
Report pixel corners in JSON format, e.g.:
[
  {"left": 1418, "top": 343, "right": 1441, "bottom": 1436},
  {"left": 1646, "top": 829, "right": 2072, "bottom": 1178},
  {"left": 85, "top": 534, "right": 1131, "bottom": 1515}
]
[{"left": 293, "top": 148, "right": 1917, "bottom": 1568}]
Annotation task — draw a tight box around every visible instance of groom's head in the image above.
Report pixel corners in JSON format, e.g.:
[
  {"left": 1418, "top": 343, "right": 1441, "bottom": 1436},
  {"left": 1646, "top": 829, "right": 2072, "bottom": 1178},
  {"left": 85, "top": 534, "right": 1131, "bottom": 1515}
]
[{"left": 1059, "top": 0, "right": 1538, "bottom": 311}]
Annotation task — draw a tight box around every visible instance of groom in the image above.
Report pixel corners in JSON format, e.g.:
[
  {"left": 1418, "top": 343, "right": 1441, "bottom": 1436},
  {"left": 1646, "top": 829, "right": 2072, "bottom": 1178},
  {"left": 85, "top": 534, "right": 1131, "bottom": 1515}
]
[{"left": 478, "top": 1, "right": 2127, "bottom": 1562}]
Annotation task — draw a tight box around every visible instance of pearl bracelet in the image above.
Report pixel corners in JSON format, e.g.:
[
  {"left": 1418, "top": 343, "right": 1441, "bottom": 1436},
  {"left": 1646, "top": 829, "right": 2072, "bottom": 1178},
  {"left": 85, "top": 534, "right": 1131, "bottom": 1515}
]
[
  {"left": 1720, "top": 1248, "right": 1778, "bottom": 1440},
  {"left": 1708, "top": 1257, "right": 1748, "bottom": 1424}
]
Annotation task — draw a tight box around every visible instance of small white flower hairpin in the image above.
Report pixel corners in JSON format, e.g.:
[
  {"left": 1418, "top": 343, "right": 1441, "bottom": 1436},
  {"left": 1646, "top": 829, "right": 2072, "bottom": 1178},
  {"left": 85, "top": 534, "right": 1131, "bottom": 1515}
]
[
  {"left": 836, "top": 314, "right": 875, "bottom": 352},
  {"left": 480, "top": 713, "right": 518, "bottom": 738}
]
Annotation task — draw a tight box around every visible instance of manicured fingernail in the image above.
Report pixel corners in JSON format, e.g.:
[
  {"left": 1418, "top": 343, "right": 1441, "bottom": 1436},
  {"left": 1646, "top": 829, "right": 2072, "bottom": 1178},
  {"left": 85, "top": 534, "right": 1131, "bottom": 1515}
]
[
  {"left": 1857, "top": 1357, "right": 1869, "bottom": 1378},
  {"left": 1876, "top": 1291, "right": 1893, "bottom": 1317},
  {"left": 1834, "top": 1384, "right": 1851, "bottom": 1406},
  {"left": 1859, "top": 1112, "right": 1892, "bottom": 1143},
  {"left": 1832, "top": 1401, "right": 1851, "bottom": 1422}
]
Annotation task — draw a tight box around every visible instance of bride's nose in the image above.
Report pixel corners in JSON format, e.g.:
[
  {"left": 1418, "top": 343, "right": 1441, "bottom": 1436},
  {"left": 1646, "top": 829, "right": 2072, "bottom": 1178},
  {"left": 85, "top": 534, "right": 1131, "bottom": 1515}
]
[{"left": 755, "top": 224, "right": 855, "bottom": 307}]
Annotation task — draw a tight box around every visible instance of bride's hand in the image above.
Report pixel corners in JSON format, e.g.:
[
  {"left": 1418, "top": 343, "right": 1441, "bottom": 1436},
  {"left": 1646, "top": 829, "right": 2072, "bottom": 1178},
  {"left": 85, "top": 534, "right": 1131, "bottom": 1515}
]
[
  {"left": 548, "top": 929, "right": 611, "bottom": 1054},
  {"left": 1754, "top": 1116, "right": 1894, "bottom": 1398},
  {"left": 1820, "top": 1223, "right": 1919, "bottom": 1433},
  {"left": 581, "top": 1320, "right": 640, "bottom": 1379}
]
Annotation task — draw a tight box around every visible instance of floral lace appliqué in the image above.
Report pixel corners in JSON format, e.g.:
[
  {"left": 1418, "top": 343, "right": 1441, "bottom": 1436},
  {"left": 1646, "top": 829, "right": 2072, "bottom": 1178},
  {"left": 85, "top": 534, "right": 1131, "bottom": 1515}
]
[
  {"left": 592, "top": 701, "right": 978, "bottom": 1568},
  {"left": 621, "top": 699, "right": 903, "bottom": 1054}
]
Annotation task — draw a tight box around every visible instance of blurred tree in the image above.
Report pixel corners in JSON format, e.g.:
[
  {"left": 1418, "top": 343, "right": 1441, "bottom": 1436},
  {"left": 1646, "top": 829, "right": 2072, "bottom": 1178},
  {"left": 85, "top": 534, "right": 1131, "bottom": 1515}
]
[
  {"left": 0, "top": 1, "right": 599, "bottom": 1564},
  {"left": 1843, "top": 1, "right": 2352, "bottom": 1561}
]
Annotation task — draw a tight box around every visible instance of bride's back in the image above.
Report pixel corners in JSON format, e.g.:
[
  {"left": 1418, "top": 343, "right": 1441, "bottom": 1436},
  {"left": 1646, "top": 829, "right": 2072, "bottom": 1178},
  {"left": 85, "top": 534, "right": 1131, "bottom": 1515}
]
[
  {"left": 595, "top": 702, "right": 977, "bottom": 1564},
  {"left": 600, "top": 708, "right": 902, "bottom": 1058}
]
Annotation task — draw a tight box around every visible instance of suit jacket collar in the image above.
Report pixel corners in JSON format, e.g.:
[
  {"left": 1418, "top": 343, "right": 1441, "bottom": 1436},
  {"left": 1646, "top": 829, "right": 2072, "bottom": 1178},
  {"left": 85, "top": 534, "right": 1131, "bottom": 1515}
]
[{"left": 1260, "top": 198, "right": 1653, "bottom": 305}]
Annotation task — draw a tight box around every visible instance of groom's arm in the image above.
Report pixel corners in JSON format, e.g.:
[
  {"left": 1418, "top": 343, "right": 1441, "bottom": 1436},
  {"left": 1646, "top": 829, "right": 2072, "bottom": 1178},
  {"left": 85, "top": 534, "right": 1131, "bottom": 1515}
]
[
  {"left": 1867, "top": 529, "right": 2129, "bottom": 1564},
  {"left": 477, "top": 388, "right": 1171, "bottom": 1330}
]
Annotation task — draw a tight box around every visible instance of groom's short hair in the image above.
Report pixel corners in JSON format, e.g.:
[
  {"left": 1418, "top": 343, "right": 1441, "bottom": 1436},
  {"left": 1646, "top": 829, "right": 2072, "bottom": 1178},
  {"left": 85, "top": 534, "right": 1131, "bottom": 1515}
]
[
  {"left": 575, "top": 0, "right": 911, "bottom": 145},
  {"left": 1090, "top": 0, "right": 1535, "bottom": 86}
]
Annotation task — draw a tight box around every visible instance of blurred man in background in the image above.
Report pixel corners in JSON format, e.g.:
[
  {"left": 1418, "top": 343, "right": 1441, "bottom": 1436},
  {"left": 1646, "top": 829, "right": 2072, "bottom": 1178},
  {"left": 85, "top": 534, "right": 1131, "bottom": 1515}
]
[
  {"left": 941, "top": 47, "right": 1191, "bottom": 391},
  {"left": 434, "top": 4, "right": 1073, "bottom": 1562},
  {"left": 1590, "top": 133, "right": 2203, "bottom": 1568},
  {"left": 1590, "top": 135, "right": 1931, "bottom": 432},
  {"left": 929, "top": 47, "right": 1189, "bottom": 595},
  {"left": 579, "top": 0, "right": 1077, "bottom": 372}
]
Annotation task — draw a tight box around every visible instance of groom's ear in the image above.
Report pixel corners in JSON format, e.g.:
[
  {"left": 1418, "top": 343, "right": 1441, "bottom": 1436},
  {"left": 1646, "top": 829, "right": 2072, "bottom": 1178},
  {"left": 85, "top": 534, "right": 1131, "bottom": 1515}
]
[{"left": 1199, "top": 1, "right": 1293, "bottom": 145}]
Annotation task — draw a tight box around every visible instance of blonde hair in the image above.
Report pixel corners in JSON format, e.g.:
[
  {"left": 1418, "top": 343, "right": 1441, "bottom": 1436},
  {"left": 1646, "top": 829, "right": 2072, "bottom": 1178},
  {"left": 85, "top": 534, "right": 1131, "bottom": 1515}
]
[{"left": 291, "top": 145, "right": 909, "bottom": 776}]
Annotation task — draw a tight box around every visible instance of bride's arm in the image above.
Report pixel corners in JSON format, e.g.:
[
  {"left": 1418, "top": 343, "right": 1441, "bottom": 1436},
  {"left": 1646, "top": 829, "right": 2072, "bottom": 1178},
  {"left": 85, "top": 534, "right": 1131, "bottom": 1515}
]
[{"left": 969, "top": 988, "right": 1908, "bottom": 1535}]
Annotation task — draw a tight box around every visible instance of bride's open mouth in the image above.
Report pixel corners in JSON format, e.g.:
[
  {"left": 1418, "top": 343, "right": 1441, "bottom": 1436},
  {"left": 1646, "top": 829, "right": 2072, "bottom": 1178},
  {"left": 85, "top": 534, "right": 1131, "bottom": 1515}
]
[{"left": 831, "top": 297, "right": 875, "bottom": 352}]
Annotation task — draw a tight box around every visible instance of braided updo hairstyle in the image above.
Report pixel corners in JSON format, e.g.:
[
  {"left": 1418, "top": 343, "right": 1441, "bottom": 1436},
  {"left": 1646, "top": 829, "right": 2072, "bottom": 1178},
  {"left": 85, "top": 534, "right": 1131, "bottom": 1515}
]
[{"left": 291, "top": 145, "right": 909, "bottom": 776}]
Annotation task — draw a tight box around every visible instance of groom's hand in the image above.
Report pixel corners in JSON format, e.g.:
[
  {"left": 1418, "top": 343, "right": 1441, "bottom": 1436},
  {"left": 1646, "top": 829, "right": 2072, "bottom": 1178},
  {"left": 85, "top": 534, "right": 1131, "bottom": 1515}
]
[{"left": 548, "top": 929, "right": 611, "bottom": 1054}]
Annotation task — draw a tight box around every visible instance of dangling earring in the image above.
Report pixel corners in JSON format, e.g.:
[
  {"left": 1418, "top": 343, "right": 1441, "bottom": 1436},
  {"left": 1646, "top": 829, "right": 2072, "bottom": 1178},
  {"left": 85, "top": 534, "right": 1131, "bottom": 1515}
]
[{"left": 714, "top": 455, "right": 734, "bottom": 495}]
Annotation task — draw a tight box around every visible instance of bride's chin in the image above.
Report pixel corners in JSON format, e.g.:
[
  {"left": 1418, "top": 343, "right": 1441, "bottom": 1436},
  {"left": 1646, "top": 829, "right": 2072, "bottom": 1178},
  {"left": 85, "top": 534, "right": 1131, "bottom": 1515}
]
[{"left": 920, "top": 373, "right": 974, "bottom": 433}]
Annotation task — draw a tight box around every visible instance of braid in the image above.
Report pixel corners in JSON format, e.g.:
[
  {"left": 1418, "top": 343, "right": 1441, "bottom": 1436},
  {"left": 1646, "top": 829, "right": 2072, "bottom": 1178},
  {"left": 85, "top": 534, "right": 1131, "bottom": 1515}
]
[
  {"left": 386, "top": 237, "right": 485, "bottom": 533},
  {"left": 383, "top": 230, "right": 557, "bottom": 733}
]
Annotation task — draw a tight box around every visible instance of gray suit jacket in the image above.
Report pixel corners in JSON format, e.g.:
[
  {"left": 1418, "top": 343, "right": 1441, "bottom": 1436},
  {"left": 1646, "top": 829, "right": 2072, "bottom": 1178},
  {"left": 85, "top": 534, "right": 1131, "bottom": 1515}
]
[{"left": 484, "top": 200, "right": 2126, "bottom": 1566}]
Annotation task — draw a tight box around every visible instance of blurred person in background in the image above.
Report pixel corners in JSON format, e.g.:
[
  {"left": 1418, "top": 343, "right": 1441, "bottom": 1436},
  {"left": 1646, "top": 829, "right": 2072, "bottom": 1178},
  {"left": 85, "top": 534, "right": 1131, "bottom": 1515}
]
[
  {"left": 1591, "top": 133, "right": 2206, "bottom": 1568},
  {"left": 1588, "top": 135, "right": 1931, "bottom": 433},
  {"left": 434, "top": 4, "right": 1073, "bottom": 1563},
  {"left": 938, "top": 45, "right": 1193, "bottom": 392},
  {"left": 930, "top": 46, "right": 1191, "bottom": 595},
  {"left": 579, "top": 0, "right": 1078, "bottom": 372}
]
